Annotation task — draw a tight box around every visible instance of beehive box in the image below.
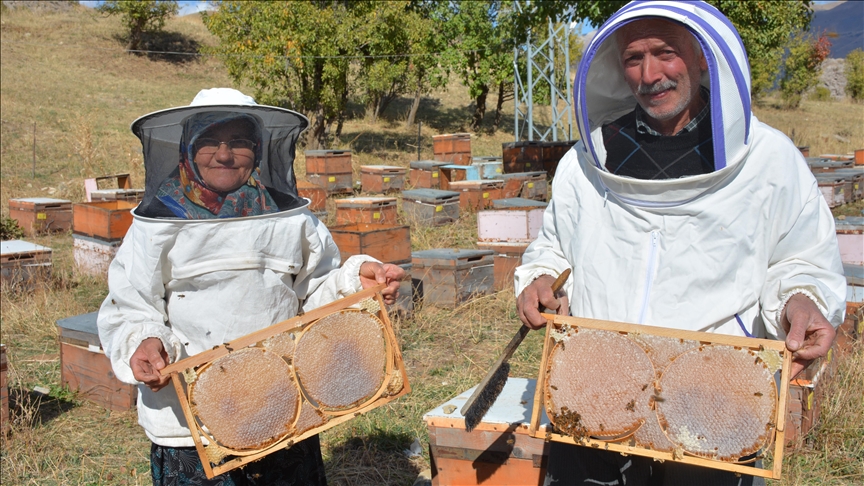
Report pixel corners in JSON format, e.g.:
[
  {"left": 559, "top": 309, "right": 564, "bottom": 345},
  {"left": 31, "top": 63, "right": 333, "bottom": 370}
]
[
  {"left": 72, "top": 200, "right": 137, "bottom": 242},
  {"left": 832, "top": 168, "right": 864, "bottom": 201},
  {"left": 306, "top": 150, "right": 353, "bottom": 195},
  {"left": 158, "top": 286, "right": 410, "bottom": 479},
  {"left": 56, "top": 312, "right": 137, "bottom": 411},
  {"left": 401, "top": 189, "right": 460, "bottom": 226},
  {"left": 335, "top": 197, "right": 398, "bottom": 225},
  {"left": 305, "top": 149, "right": 353, "bottom": 174},
  {"left": 473, "top": 161, "right": 504, "bottom": 180},
  {"left": 815, "top": 174, "right": 845, "bottom": 208},
  {"left": 486, "top": 242, "right": 530, "bottom": 292},
  {"left": 806, "top": 157, "right": 853, "bottom": 173},
  {"left": 297, "top": 180, "right": 327, "bottom": 212},
  {"left": 84, "top": 173, "right": 133, "bottom": 201},
  {"left": 409, "top": 160, "right": 449, "bottom": 189},
  {"left": 1, "top": 344, "right": 8, "bottom": 436},
  {"left": 360, "top": 165, "right": 407, "bottom": 194},
  {"left": 329, "top": 223, "right": 411, "bottom": 264},
  {"left": 89, "top": 189, "right": 145, "bottom": 202},
  {"left": 818, "top": 153, "right": 854, "bottom": 161},
  {"left": 499, "top": 172, "right": 546, "bottom": 199},
  {"left": 478, "top": 199, "right": 547, "bottom": 243},
  {"left": 1, "top": 240, "right": 52, "bottom": 288},
  {"left": 439, "top": 164, "right": 480, "bottom": 190},
  {"left": 531, "top": 314, "right": 793, "bottom": 480},
  {"left": 856, "top": 149, "right": 864, "bottom": 166},
  {"left": 835, "top": 217, "right": 863, "bottom": 265},
  {"left": 541, "top": 141, "right": 577, "bottom": 177},
  {"left": 837, "top": 302, "right": 863, "bottom": 355},
  {"left": 784, "top": 347, "right": 838, "bottom": 448},
  {"left": 846, "top": 263, "right": 863, "bottom": 303},
  {"left": 411, "top": 249, "right": 494, "bottom": 309},
  {"left": 797, "top": 146, "right": 810, "bottom": 157},
  {"left": 502, "top": 142, "right": 542, "bottom": 173},
  {"left": 388, "top": 262, "right": 414, "bottom": 319},
  {"left": 448, "top": 180, "right": 504, "bottom": 211},
  {"left": 73, "top": 234, "right": 122, "bottom": 278},
  {"left": 424, "top": 378, "right": 550, "bottom": 486},
  {"left": 433, "top": 133, "right": 472, "bottom": 165},
  {"left": 8, "top": 197, "right": 72, "bottom": 236}
]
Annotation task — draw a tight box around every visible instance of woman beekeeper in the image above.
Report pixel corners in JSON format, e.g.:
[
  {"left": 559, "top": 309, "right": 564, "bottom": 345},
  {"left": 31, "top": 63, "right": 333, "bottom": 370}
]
[{"left": 98, "top": 88, "right": 403, "bottom": 485}]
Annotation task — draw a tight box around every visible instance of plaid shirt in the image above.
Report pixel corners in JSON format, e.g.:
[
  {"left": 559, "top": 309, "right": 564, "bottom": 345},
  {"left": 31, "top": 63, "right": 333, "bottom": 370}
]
[{"left": 634, "top": 87, "right": 710, "bottom": 137}]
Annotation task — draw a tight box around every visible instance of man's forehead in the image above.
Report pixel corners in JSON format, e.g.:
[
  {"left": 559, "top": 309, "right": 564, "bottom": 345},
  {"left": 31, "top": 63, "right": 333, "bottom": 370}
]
[{"left": 616, "top": 19, "right": 693, "bottom": 49}]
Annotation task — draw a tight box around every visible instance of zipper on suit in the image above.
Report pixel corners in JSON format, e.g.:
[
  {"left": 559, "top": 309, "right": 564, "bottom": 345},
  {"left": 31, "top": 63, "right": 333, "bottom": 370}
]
[{"left": 638, "top": 231, "right": 659, "bottom": 324}]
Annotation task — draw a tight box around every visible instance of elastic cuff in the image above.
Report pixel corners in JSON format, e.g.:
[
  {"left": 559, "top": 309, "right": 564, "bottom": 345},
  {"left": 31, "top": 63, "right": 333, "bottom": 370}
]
[{"left": 777, "top": 288, "right": 826, "bottom": 325}]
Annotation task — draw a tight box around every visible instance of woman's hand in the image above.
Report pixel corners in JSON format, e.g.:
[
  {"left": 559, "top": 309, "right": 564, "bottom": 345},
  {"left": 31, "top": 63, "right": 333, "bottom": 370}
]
[
  {"left": 359, "top": 262, "right": 406, "bottom": 305},
  {"left": 130, "top": 337, "right": 171, "bottom": 392}
]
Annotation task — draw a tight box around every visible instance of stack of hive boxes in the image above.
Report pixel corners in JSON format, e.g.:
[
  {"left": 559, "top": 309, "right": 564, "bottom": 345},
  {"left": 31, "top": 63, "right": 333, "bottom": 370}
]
[
  {"left": 808, "top": 151, "right": 863, "bottom": 208},
  {"left": 433, "top": 133, "right": 472, "bottom": 165},
  {"left": 411, "top": 249, "right": 494, "bottom": 309},
  {"left": 72, "top": 200, "right": 136, "bottom": 278},
  {"left": 305, "top": 149, "right": 354, "bottom": 195},
  {"left": 476, "top": 198, "right": 547, "bottom": 291}
]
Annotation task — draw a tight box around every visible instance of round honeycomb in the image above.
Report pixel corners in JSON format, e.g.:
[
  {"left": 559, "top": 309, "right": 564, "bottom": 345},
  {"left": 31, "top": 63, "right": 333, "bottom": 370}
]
[
  {"left": 628, "top": 333, "right": 698, "bottom": 376},
  {"left": 633, "top": 412, "right": 675, "bottom": 452},
  {"left": 293, "top": 310, "right": 387, "bottom": 412},
  {"left": 263, "top": 331, "right": 296, "bottom": 362},
  {"left": 656, "top": 345, "right": 777, "bottom": 461},
  {"left": 546, "top": 328, "right": 655, "bottom": 439},
  {"left": 190, "top": 347, "right": 299, "bottom": 451},
  {"left": 294, "top": 400, "right": 328, "bottom": 435}
]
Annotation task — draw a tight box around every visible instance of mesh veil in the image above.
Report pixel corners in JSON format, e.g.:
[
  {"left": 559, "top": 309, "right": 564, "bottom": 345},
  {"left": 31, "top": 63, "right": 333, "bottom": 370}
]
[{"left": 131, "top": 104, "right": 309, "bottom": 217}]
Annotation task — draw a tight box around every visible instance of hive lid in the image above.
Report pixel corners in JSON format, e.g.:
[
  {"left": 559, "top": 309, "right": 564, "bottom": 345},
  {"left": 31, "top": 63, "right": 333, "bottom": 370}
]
[
  {"left": 490, "top": 198, "right": 548, "bottom": 209},
  {"left": 360, "top": 165, "right": 407, "bottom": 173},
  {"left": 335, "top": 197, "right": 397, "bottom": 207},
  {"left": 448, "top": 180, "right": 504, "bottom": 189},
  {"left": 836, "top": 217, "right": 864, "bottom": 232},
  {"left": 472, "top": 156, "right": 503, "bottom": 163},
  {"left": 502, "top": 140, "right": 541, "bottom": 148},
  {"left": 432, "top": 133, "right": 470, "bottom": 139},
  {"left": 1, "top": 240, "right": 51, "bottom": 255},
  {"left": 409, "top": 160, "right": 449, "bottom": 170},
  {"left": 500, "top": 171, "right": 547, "bottom": 180},
  {"left": 402, "top": 189, "right": 460, "bottom": 202},
  {"left": 412, "top": 248, "right": 493, "bottom": 267},
  {"left": 9, "top": 197, "right": 72, "bottom": 204},
  {"left": 56, "top": 312, "right": 101, "bottom": 347},
  {"left": 305, "top": 149, "right": 351, "bottom": 156},
  {"left": 423, "top": 377, "right": 549, "bottom": 428},
  {"left": 814, "top": 173, "right": 846, "bottom": 182},
  {"left": 845, "top": 263, "right": 863, "bottom": 286}
]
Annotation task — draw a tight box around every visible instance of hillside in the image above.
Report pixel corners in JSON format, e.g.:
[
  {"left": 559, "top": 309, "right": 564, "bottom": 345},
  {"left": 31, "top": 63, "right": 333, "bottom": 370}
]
[{"left": 811, "top": 0, "right": 864, "bottom": 59}]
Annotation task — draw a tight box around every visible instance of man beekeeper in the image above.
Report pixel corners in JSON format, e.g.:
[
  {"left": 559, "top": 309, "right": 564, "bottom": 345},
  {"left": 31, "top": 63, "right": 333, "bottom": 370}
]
[{"left": 514, "top": 1, "right": 845, "bottom": 484}]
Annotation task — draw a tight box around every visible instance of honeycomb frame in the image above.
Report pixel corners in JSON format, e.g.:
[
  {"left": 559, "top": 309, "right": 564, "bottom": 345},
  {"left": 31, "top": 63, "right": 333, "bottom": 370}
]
[
  {"left": 529, "top": 314, "right": 792, "bottom": 480},
  {"left": 159, "top": 285, "right": 410, "bottom": 479}
]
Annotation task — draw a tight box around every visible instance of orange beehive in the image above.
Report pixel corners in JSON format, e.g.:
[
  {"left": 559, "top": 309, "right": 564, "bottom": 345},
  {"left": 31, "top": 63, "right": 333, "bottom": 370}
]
[
  {"left": 328, "top": 223, "right": 411, "bottom": 264},
  {"left": 360, "top": 165, "right": 407, "bottom": 194},
  {"left": 8, "top": 198, "right": 72, "bottom": 236},
  {"left": 297, "top": 180, "right": 327, "bottom": 212},
  {"left": 334, "top": 197, "right": 398, "bottom": 225},
  {"left": 502, "top": 142, "right": 542, "bottom": 173},
  {"left": 500, "top": 171, "right": 547, "bottom": 200},
  {"left": 433, "top": 133, "right": 471, "bottom": 165},
  {"left": 305, "top": 150, "right": 353, "bottom": 195},
  {"left": 541, "top": 141, "right": 577, "bottom": 177},
  {"left": 72, "top": 200, "right": 137, "bottom": 242},
  {"left": 56, "top": 312, "right": 137, "bottom": 411},
  {"left": 409, "top": 160, "right": 449, "bottom": 189},
  {"left": 448, "top": 180, "right": 504, "bottom": 211}
]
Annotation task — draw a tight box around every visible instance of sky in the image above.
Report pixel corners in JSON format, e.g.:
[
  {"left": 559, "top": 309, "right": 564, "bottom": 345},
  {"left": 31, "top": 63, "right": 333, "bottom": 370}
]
[{"left": 79, "top": 1, "right": 213, "bottom": 16}]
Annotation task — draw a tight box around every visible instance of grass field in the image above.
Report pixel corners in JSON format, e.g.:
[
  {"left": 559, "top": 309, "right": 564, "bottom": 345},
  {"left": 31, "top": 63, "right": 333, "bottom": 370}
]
[{"left": 2, "top": 5, "right": 863, "bottom": 485}]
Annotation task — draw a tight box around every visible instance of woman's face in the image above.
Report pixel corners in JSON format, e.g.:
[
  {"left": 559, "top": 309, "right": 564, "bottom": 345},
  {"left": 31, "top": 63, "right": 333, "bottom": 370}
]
[{"left": 193, "top": 120, "right": 257, "bottom": 192}]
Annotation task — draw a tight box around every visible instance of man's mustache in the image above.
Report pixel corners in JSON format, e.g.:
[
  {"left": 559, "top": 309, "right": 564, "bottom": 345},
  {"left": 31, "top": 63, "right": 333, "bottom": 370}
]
[{"left": 637, "top": 80, "right": 677, "bottom": 95}]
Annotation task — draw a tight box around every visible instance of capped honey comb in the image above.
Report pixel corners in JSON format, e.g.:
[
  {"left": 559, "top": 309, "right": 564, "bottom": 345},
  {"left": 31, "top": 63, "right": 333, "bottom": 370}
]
[
  {"left": 627, "top": 333, "right": 699, "bottom": 376},
  {"left": 294, "top": 400, "right": 329, "bottom": 435},
  {"left": 190, "top": 348, "right": 299, "bottom": 450},
  {"left": 293, "top": 310, "right": 387, "bottom": 412},
  {"left": 546, "top": 328, "right": 655, "bottom": 439},
  {"left": 655, "top": 346, "right": 777, "bottom": 461}
]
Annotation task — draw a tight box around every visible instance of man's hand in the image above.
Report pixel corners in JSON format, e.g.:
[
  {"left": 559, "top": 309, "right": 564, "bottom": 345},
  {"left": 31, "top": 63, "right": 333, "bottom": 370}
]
[
  {"left": 517, "top": 275, "right": 570, "bottom": 330},
  {"left": 130, "top": 337, "right": 171, "bottom": 392},
  {"left": 359, "top": 262, "right": 406, "bottom": 305},
  {"left": 782, "top": 293, "right": 836, "bottom": 378}
]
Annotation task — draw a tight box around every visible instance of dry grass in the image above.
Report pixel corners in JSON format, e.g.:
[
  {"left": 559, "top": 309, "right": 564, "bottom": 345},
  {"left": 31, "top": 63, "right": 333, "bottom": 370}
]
[{"left": 1, "top": 4, "right": 863, "bottom": 486}]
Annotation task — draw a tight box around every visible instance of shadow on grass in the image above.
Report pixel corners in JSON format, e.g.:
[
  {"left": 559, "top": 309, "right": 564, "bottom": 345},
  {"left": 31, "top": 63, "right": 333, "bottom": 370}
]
[
  {"left": 9, "top": 387, "right": 79, "bottom": 426},
  {"left": 325, "top": 430, "right": 422, "bottom": 486},
  {"left": 111, "top": 31, "right": 201, "bottom": 64}
]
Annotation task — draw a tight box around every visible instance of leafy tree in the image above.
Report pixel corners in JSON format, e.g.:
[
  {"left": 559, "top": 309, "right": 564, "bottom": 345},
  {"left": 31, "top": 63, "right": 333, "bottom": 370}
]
[
  {"left": 780, "top": 32, "right": 831, "bottom": 109},
  {"left": 98, "top": 0, "right": 178, "bottom": 51},
  {"left": 845, "top": 49, "right": 864, "bottom": 102}
]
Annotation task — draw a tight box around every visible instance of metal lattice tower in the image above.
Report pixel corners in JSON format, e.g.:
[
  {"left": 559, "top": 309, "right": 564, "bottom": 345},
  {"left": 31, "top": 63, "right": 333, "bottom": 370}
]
[{"left": 513, "top": 4, "right": 574, "bottom": 142}]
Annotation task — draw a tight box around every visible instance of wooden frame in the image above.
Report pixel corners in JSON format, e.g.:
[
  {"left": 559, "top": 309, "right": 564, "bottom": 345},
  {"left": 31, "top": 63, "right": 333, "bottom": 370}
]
[
  {"left": 160, "top": 286, "right": 411, "bottom": 479},
  {"left": 529, "top": 314, "right": 792, "bottom": 480}
]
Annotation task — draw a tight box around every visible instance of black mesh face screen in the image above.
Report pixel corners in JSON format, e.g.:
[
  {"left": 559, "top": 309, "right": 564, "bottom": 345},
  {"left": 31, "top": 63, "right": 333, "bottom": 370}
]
[{"left": 132, "top": 105, "right": 309, "bottom": 217}]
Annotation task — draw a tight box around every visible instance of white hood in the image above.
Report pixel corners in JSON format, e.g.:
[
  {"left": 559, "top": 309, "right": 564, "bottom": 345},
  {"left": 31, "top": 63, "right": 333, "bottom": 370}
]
[{"left": 576, "top": 1, "right": 753, "bottom": 205}]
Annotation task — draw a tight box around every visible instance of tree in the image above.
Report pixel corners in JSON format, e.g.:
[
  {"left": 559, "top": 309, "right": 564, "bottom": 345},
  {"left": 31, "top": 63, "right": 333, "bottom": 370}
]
[
  {"left": 98, "top": 0, "right": 178, "bottom": 51},
  {"left": 780, "top": 32, "right": 831, "bottom": 108},
  {"left": 845, "top": 49, "right": 864, "bottom": 102}
]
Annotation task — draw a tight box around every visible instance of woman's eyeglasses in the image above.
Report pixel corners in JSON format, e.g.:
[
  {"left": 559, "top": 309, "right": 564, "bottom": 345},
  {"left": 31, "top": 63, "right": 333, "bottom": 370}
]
[{"left": 193, "top": 138, "right": 256, "bottom": 155}]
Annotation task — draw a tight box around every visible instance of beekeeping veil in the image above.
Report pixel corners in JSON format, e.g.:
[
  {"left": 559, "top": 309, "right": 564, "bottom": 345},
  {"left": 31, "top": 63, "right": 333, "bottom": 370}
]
[{"left": 131, "top": 88, "right": 309, "bottom": 218}]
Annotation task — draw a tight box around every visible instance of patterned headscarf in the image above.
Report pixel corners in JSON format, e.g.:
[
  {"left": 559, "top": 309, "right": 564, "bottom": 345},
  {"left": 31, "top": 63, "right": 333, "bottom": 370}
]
[{"left": 154, "top": 112, "right": 279, "bottom": 219}]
